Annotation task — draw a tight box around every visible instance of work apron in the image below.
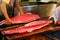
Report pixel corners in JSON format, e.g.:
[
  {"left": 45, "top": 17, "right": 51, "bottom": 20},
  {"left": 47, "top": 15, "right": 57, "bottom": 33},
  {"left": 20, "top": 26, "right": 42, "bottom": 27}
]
[{"left": 0, "top": 0, "right": 17, "bottom": 21}]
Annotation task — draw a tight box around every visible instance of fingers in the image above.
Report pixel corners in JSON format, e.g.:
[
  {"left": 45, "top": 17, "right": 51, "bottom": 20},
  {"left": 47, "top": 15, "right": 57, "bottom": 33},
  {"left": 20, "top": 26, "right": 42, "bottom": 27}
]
[
  {"left": 48, "top": 16, "right": 53, "bottom": 20},
  {"left": 5, "top": 19, "right": 12, "bottom": 25}
]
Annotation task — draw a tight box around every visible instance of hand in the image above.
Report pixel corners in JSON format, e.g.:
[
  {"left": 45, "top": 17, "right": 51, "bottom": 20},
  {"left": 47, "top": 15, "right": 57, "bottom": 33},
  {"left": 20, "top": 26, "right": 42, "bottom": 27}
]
[
  {"left": 5, "top": 19, "right": 12, "bottom": 25},
  {"left": 26, "top": 13, "right": 32, "bottom": 14},
  {"left": 49, "top": 16, "right": 57, "bottom": 24},
  {"left": 48, "top": 16, "right": 53, "bottom": 20},
  {"left": 18, "top": 12, "right": 20, "bottom": 16}
]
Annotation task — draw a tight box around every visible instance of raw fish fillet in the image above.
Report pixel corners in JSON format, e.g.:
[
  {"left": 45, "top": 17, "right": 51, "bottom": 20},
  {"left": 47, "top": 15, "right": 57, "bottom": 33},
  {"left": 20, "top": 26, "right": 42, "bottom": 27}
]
[
  {"left": 0, "top": 13, "right": 40, "bottom": 25},
  {"left": 2, "top": 20, "right": 52, "bottom": 35}
]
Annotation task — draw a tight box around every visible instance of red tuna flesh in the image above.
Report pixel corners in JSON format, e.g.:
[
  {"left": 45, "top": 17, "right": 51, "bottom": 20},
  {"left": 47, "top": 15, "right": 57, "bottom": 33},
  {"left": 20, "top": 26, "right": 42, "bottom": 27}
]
[
  {"left": 0, "top": 13, "right": 40, "bottom": 25},
  {"left": 2, "top": 20, "right": 52, "bottom": 35}
]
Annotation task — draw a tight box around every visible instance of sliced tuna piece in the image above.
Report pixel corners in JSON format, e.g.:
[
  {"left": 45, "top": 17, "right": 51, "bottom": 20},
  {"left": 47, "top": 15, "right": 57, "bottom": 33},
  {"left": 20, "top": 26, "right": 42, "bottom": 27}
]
[
  {"left": 2, "top": 20, "right": 52, "bottom": 35},
  {"left": 0, "top": 13, "right": 40, "bottom": 25}
]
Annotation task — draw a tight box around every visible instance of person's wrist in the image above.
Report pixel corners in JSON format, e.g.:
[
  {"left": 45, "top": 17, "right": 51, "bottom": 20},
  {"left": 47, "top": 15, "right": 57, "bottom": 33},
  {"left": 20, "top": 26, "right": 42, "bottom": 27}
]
[{"left": 6, "top": 18, "right": 10, "bottom": 20}]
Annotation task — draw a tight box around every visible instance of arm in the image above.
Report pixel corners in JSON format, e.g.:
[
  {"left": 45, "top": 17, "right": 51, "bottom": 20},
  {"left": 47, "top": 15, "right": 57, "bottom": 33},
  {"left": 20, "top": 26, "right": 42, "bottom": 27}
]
[
  {"left": 1, "top": 2, "right": 10, "bottom": 20},
  {"left": 16, "top": 0, "right": 24, "bottom": 15},
  {"left": 1, "top": 2, "right": 12, "bottom": 24}
]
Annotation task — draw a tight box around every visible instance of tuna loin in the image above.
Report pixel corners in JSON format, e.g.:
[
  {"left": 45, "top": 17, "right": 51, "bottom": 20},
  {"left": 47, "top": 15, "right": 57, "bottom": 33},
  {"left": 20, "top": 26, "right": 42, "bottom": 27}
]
[
  {"left": 0, "top": 13, "right": 40, "bottom": 25},
  {"left": 2, "top": 20, "right": 52, "bottom": 35}
]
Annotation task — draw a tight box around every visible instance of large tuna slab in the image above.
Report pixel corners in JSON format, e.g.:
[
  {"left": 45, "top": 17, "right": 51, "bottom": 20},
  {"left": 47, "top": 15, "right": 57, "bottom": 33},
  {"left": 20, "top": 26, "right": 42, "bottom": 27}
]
[
  {"left": 2, "top": 20, "right": 52, "bottom": 35},
  {"left": 0, "top": 14, "right": 40, "bottom": 25}
]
